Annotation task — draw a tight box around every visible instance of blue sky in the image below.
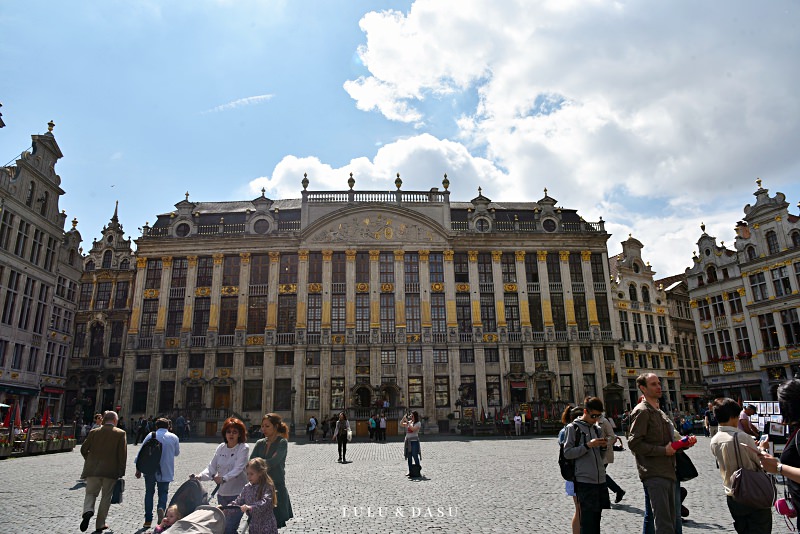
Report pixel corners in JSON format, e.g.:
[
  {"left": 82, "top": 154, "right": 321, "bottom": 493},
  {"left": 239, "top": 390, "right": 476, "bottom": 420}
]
[{"left": 2, "top": 1, "right": 799, "bottom": 276}]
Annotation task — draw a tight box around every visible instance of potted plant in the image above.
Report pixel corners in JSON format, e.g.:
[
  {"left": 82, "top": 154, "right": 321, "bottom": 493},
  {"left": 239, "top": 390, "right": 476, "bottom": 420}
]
[
  {"left": 736, "top": 352, "right": 753, "bottom": 360},
  {"left": 63, "top": 437, "right": 77, "bottom": 450},
  {"left": 0, "top": 439, "right": 11, "bottom": 459}
]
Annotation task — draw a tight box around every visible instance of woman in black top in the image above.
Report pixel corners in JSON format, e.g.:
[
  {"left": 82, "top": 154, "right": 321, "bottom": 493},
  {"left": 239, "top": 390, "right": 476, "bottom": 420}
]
[
  {"left": 250, "top": 413, "right": 294, "bottom": 529},
  {"left": 761, "top": 379, "right": 800, "bottom": 527}
]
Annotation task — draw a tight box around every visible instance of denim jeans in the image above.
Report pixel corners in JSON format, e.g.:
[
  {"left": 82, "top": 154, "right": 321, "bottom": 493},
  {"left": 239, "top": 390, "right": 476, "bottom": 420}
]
[
  {"left": 143, "top": 475, "right": 170, "bottom": 522},
  {"left": 643, "top": 480, "right": 682, "bottom": 534},
  {"left": 406, "top": 440, "right": 421, "bottom": 471}
]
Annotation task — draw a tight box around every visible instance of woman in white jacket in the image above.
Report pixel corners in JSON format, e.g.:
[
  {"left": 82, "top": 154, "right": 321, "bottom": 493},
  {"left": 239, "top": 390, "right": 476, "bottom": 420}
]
[{"left": 194, "top": 417, "right": 249, "bottom": 534}]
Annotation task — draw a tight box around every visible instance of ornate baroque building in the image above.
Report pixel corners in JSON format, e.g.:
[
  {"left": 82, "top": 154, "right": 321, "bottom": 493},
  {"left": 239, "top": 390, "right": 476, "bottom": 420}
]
[
  {"left": 65, "top": 203, "right": 135, "bottom": 423},
  {"left": 0, "top": 123, "right": 82, "bottom": 421},
  {"left": 687, "top": 180, "right": 800, "bottom": 400},
  {"left": 120, "top": 177, "right": 621, "bottom": 436},
  {"left": 610, "top": 237, "right": 679, "bottom": 410}
]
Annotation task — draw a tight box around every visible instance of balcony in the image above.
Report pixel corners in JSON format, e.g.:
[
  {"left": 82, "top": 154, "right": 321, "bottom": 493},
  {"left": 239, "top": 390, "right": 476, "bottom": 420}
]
[
  {"left": 593, "top": 282, "right": 606, "bottom": 292},
  {"left": 355, "top": 333, "right": 370, "bottom": 344},
  {"left": 380, "top": 332, "right": 395, "bottom": 344},
  {"left": 84, "top": 358, "right": 102, "bottom": 368},
  {"left": 169, "top": 287, "right": 186, "bottom": 298},
  {"left": 532, "top": 331, "right": 545, "bottom": 341},
  {"left": 276, "top": 333, "right": 295, "bottom": 345},
  {"left": 139, "top": 337, "right": 154, "bottom": 349},
  {"left": 578, "top": 331, "right": 592, "bottom": 341},
  {"left": 714, "top": 316, "right": 728, "bottom": 329},
  {"left": 507, "top": 331, "right": 522, "bottom": 342},
  {"left": 432, "top": 332, "right": 447, "bottom": 343},
  {"left": 554, "top": 331, "right": 568, "bottom": 341},
  {"left": 405, "top": 283, "right": 420, "bottom": 294},
  {"left": 549, "top": 282, "right": 563, "bottom": 293},
  {"left": 479, "top": 283, "right": 494, "bottom": 293},
  {"left": 571, "top": 283, "right": 585, "bottom": 294},
  {"left": 765, "top": 350, "right": 783, "bottom": 364},
  {"left": 249, "top": 284, "right": 269, "bottom": 296},
  {"left": 331, "top": 283, "right": 346, "bottom": 294},
  {"left": 527, "top": 283, "right": 540, "bottom": 294},
  {"left": 740, "top": 359, "right": 754, "bottom": 371},
  {"left": 459, "top": 333, "right": 473, "bottom": 343},
  {"left": 191, "top": 336, "right": 206, "bottom": 347},
  {"left": 306, "top": 333, "right": 321, "bottom": 345},
  {"left": 218, "top": 335, "right": 234, "bottom": 347}
]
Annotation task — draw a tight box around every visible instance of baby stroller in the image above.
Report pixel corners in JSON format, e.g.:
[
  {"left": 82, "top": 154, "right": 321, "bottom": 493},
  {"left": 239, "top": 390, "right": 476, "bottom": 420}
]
[
  {"left": 168, "top": 505, "right": 226, "bottom": 534},
  {"left": 169, "top": 478, "right": 210, "bottom": 519}
]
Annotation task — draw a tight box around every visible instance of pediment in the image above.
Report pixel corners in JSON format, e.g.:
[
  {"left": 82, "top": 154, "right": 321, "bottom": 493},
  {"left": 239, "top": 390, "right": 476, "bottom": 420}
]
[{"left": 304, "top": 207, "right": 449, "bottom": 245}]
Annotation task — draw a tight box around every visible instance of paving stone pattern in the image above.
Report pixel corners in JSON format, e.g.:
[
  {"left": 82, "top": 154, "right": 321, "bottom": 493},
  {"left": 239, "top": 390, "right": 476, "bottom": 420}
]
[{"left": 0, "top": 435, "right": 790, "bottom": 533}]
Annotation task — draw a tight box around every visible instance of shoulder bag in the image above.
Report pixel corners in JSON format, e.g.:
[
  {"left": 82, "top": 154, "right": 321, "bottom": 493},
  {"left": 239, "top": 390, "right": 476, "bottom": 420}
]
[
  {"left": 730, "top": 432, "right": 776, "bottom": 509},
  {"left": 110, "top": 478, "right": 125, "bottom": 504},
  {"left": 675, "top": 451, "right": 698, "bottom": 482}
]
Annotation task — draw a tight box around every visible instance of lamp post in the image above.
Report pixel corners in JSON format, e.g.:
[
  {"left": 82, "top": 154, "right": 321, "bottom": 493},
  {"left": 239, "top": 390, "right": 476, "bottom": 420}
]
[{"left": 290, "top": 387, "right": 297, "bottom": 438}]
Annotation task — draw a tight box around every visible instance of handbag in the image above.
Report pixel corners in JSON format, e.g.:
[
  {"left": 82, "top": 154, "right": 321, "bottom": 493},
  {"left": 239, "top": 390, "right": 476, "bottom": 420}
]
[
  {"left": 346, "top": 428, "right": 353, "bottom": 442},
  {"left": 730, "top": 432, "right": 776, "bottom": 509},
  {"left": 675, "top": 451, "right": 698, "bottom": 482},
  {"left": 110, "top": 478, "right": 125, "bottom": 504}
]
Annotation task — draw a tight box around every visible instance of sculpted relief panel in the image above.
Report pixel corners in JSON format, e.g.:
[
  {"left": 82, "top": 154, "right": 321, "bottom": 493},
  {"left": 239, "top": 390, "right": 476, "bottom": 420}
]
[{"left": 309, "top": 212, "right": 448, "bottom": 245}]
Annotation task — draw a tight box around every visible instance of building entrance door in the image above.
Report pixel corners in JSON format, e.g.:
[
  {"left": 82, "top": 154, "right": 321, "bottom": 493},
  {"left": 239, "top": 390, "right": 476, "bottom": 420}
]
[{"left": 214, "top": 386, "right": 231, "bottom": 410}]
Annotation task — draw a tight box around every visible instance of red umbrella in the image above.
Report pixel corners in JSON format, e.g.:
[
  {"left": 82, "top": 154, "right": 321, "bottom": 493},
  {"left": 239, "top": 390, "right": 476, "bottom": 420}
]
[
  {"left": 543, "top": 407, "right": 549, "bottom": 420},
  {"left": 527, "top": 406, "right": 533, "bottom": 421},
  {"left": 480, "top": 407, "right": 486, "bottom": 423},
  {"left": 42, "top": 405, "right": 50, "bottom": 427},
  {"left": 2, "top": 405, "right": 10, "bottom": 427},
  {"left": 14, "top": 403, "right": 22, "bottom": 429}
]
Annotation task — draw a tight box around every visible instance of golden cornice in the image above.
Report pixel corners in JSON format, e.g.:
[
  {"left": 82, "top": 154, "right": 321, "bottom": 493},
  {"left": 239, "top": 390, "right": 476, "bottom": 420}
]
[
  {"left": 559, "top": 250, "right": 570, "bottom": 262},
  {"left": 136, "top": 257, "right": 148, "bottom": 269},
  {"left": 298, "top": 250, "right": 309, "bottom": 261},
  {"left": 581, "top": 250, "right": 592, "bottom": 262},
  {"left": 515, "top": 251, "right": 526, "bottom": 262},
  {"left": 240, "top": 252, "right": 251, "bottom": 264},
  {"left": 161, "top": 256, "right": 173, "bottom": 267},
  {"left": 418, "top": 250, "right": 430, "bottom": 262},
  {"left": 369, "top": 250, "right": 380, "bottom": 261},
  {"left": 467, "top": 250, "right": 478, "bottom": 262},
  {"left": 322, "top": 250, "right": 333, "bottom": 261},
  {"left": 269, "top": 252, "right": 280, "bottom": 263},
  {"left": 394, "top": 250, "right": 405, "bottom": 261},
  {"left": 345, "top": 249, "right": 357, "bottom": 260},
  {"left": 491, "top": 251, "right": 503, "bottom": 262},
  {"left": 537, "top": 250, "right": 547, "bottom": 262},
  {"left": 213, "top": 254, "right": 224, "bottom": 265}
]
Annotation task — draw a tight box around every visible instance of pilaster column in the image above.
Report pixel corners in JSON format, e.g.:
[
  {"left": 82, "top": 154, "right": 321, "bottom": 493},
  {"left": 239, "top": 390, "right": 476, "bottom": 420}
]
[
  {"left": 296, "top": 251, "right": 309, "bottom": 330},
  {"left": 155, "top": 256, "right": 173, "bottom": 332},
  {"left": 181, "top": 256, "right": 198, "bottom": 333},
  {"left": 208, "top": 254, "right": 224, "bottom": 332},
  {"left": 345, "top": 250, "right": 357, "bottom": 329},
  {"left": 467, "top": 251, "right": 481, "bottom": 328},
  {"left": 581, "top": 251, "right": 600, "bottom": 326},
  {"left": 321, "top": 250, "right": 333, "bottom": 329},
  {"left": 419, "top": 250, "right": 431, "bottom": 328},
  {"left": 491, "top": 251, "right": 506, "bottom": 327},
  {"left": 266, "top": 252, "right": 280, "bottom": 329},
  {"left": 394, "top": 250, "right": 406, "bottom": 329},
  {"left": 237, "top": 253, "right": 251, "bottom": 331},
  {"left": 443, "top": 250, "right": 457, "bottom": 329},
  {"left": 128, "top": 257, "right": 148, "bottom": 334},
  {"left": 537, "top": 251, "right": 553, "bottom": 327},
  {"left": 560, "top": 250, "right": 576, "bottom": 325},
  {"left": 515, "top": 251, "right": 531, "bottom": 327},
  {"left": 369, "top": 250, "right": 380, "bottom": 330}
]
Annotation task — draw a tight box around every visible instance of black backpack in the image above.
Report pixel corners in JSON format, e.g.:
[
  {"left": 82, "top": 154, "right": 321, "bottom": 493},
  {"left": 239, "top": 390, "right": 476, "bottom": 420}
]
[
  {"left": 136, "top": 431, "right": 162, "bottom": 476},
  {"left": 558, "top": 424, "right": 585, "bottom": 481}
]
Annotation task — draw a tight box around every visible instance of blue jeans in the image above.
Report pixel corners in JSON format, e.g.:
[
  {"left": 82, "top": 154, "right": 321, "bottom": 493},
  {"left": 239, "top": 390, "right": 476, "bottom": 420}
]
[
  {"left": 643, "top": 480, "right": 682, "bottom": 534},
  {"left": 144, "top": 475, "right": 170, "bottom": 522},
  {"left": 406, "top": 440, "right": 420, "bottom": 471}
]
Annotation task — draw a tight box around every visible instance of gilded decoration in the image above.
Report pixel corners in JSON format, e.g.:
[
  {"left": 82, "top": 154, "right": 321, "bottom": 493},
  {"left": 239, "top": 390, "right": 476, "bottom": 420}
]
[
  {"left": 213, "top": 254, "right": 224, "bottom": 265},
  {"left": 722, "top": 293, "right": 729, "bottom": 301},
  {"left": 753, "top": 223, "right": 760, "bottom": 229},
  {"left": 189, "top": 369, "right": 203, "bottom": 379},
  {"left": 537, "top": 250, "right": 547, "bottom": 262},
  {"left": 618, "top": 302, "right": 628, "bottom": 309},
  {"left": 468, "top": 251, "right": 478, "bottom": 262},
  {"left": 579, "top": 250, "right": 591, "bottom": 262},
  {"left": 240, "top": 252, "right": 251, "bottom": 264},
  {"left": 187, "top": 256, "right": 198, "bottom": 267},
  {"left": 504, "top": 283, "right": 518, "bottom": 293},
  {"left": 333, "top": 335, "right": 346, "bottom": 344},
  {"left": 269, "top": 252, "right": 280, "bottom": 263},
  {"left": 418, "top": 250, "right": 430, "bottom": 262},
  {"left": 298, "top": 250, "right": 309, "bottom": 261},
  {"left": 491, "top": 251, "right": 503, "bottom": 262},
  {"left": 515, "top": 251, "right": 526, "bottom": 262},
  {"left": 369, "top": 250, "right": 380, "bottom": 261},
  {"left": 356, "top": 283, "right": 369, "bottom": 293},
  {"left": 483, "top": 333, "right": 499, "bottom": 342},
  {"left": 689, "top": 300, "right": 698, "bottom": 308},
  {"left": 196, "top": 287, "right": 211, "bottom": 297},
  {"left": 722, "top": 362, "right": 736, "bottom": 373},
  {"left": 279, "top": 284, "right": 297, "bottom": 294},
  {"left": 166, "top": 338, "right": 180, "bottom": 348},
  {"left": 407, "top": 334, "right": 421, "bottom": 343},
  {"left": 143, "top": 289, "right": 159, "bottom": 299},
  {"left": 443, "top": 250, "right": 454, "bottom": 261},
  {"left": 559, "top": 250, "right": 570, "bottom": 262},
  {"left": 430, "top": 282, "right": 444, "bottom": 293},
  {"left": 161, "top": 256, "right": 173, "bottom": 267},
  {"left": 247, "top": 335, "right": 264, "bottom": 345},
  {"left": 322, "top": 250, "right": 333, "bottom": 261},
  {"left": 309, "top": 212, "right": 444, "bottom": 244},
  {"left": 381, "top": 283, "right": 395, "bottom": 293},
  {"left": 456, "top": 283, "right": 470, "bottom": 293},
  {"left": 218, "top": 368, "right": 232, "bottom": 378},
  {"left": 701, "top": 322, "right": 712, "bottom": 329},
  {"left": 732, "top": 315, "right": 745, "bottom": 323},
  {"left": 308, "top": 283, "right": 323, "bottom": 293},
  {"left": 221, "top": 286, "right": 239, "bottom": 296},
  {"left": 790, "top": 349, "right": 800, "bottom": 360},
  {"left": 345, "top": 249, "right": 357, "bottom": 261},
  {"left": 394, "top": 250, "right": 405, "bottom": 261},
  {"left": 136, "top": 257, "right": 148, "bottom": 268}
]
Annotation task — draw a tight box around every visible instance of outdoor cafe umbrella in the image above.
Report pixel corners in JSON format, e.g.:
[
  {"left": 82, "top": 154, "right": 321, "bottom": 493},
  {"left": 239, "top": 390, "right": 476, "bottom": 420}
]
[
  {"left": 41, "top": 405, "right": 50, "bottom": 427},
  {"left": 14, "top": 403, "right": 21, "bottom": 429}
]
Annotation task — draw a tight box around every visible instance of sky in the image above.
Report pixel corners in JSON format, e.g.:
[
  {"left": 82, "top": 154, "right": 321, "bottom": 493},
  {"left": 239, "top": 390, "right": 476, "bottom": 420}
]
[{"left": 2, "top": 0, "right": 799, "bottom": 278}]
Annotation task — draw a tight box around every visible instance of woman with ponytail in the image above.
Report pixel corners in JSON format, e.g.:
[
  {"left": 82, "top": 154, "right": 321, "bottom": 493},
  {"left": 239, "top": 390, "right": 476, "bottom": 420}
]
[{"left": 250, "top": 413, "right": 294, "bottom": 529}]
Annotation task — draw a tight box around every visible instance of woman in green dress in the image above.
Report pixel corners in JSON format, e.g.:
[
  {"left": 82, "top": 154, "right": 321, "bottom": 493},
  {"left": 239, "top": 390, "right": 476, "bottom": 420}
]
[{"left": 250, "top": 413, "right": 293, "bottom": 529}]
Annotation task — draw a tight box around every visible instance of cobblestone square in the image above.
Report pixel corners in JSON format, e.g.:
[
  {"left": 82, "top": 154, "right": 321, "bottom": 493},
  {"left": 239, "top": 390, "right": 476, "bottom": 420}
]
[{"left": 0, "top": 435, "right": 789, "bottom": 533}]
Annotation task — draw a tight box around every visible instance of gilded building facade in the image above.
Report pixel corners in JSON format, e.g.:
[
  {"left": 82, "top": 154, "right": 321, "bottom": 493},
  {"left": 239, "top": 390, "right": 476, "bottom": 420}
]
[
  {"left": 66, "top": 203, "right": 135, "bottom": 423},
  {"left": 120, "top": 178, "right": 620, "bottom": 435},
  {"left": 0, "top": 123, "right": 82, "bottom": 421},
  {"left": 610, "top": 237, "right": 679, "bottom": 410},
  {"left": 687, "top": 180, "right": 800, "bottom": 400}
]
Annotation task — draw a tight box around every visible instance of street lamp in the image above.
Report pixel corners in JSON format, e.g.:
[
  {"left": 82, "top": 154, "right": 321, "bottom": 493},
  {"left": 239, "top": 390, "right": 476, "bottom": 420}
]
[{"left": 290, "top": 387, "right": 297, "bottom": 438}]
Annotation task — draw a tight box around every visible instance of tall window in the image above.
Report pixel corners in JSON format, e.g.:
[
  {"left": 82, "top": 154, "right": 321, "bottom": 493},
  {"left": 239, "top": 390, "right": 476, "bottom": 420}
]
[
  {"left": 431, "top": 293, "right": 446, "bottom": 334},
  {"left": 529, "top": 294, "right": 544, "bottom": 332},
  {"left": 32, "top": 283, "right": 49, "bottom": 334},
  {"left": 249, "top": 255, "right": 270, "bottom": 285},
  {"left": 407, "top": 348, "right": 422, "bottom": 364},
  {"left": 429, "top": 252, "right": 444, "bottom": 283},
  {"left": 379, "top": 252, "right": 394, "bottom": 284},
  {"left": 641, "top": 285, "right": 651, "bottom": 303},
  {"left": 29, "top": 229, "right": 43, "bottom": 266},
  {"left": 734, "top": 326, "right": 752, "bottom": 355},
  {"left": 222, "top": 256, "right": 240, "bottom": 287},
  {"left": 749, "top": 273, "right": 769, "bottom": 302},
  {"left": 632, "top": 313, "right": 644, "bottom": 342},
  {"left": 487, "top": 375, "right": 501, "bottom": 406},
  {"left": 766, "top": 231, "right": 779, "bottom": 255},
  {"left": 381, "top": 349, "right": 397, "bottom": 364},
  {"left": 95, "top": 282, "right": 112, "bottom": 310},
  {"left": 305, "top": 379, "right": 320, "bottom": 410},
  {"left": 772, "top": 266, "right": 792, "bottom": 298},
  {"left": 703, "top": 332, "right": 718, "bottom": 359},
  {"left": 454, "top": 253, "right": 469, "bottom": 283},
  {"left": 78, "top": 283, "right": 93, "bottom": 311},
  {"left": 197, "top": 257, "right": 214, "bottom": 286},
  {"left": 501, "top": 252, "right": 517, "bottom": 283},
  {"left": 629, "top": 284, "right": 638, "bottom": 302},
  {"left": 332, "top": 252, "right": 346, "bottom": 284},
  {"left": 331, "top": 378, "right": 345, "bottom": 410},
  {"left": 477, "top": 253, "right": 493, "bottom": 284},
  {"left": 433, "top": 349, "right": 448, "bottom": 363},
  {"left": 574, "top": 294, "right": 589, "bottom": 331},
  {"left": 435, "top": 377, "right": 450, "bottom": 407},
  {"left": 279, "top": 254, "right": 298, "bottom": 284},
  {"left": 658, "top": 316, "right": 668, "bottom": 344},
  {"left": 331, "top": 294, "right": 346, "bottom": 334},
  {"left": 728, "top": 291, "right": 743, "bottom": 314},
  {"left": 171, "top": 258, "right": 188, "bottom": 287},
  {"left": 408, "top": 377, "right": 423, "bottom": 407},
  {"left": 14, "top": 219, "right": 30, "bottom": 258},
  {"left": 551, "top": 293, "right": 566, "bottom": 332},
  {"left": 193, "top": 297, "right": 211, "bottom": 335},
  {"left": 505, "top": 293, "right": 520, "bottom": 332},
  {"left": 456, "top": 293, "right": 472, "bottom": 333},
  {"left": 404, "top": 253, "right": 419, "bottom": 285},
  {"left": 459, "top": 349, "right": 475, "bottom": 363},
  {"left": 102, "top": 250, "right": 112, "bottom": 269},
  {"left": 16, "top": 277, "right": 34, "bottom": 330},
  {"left": 759, "top": 313, "right": 780, "bottom": 350},
  {"left": 546, "top": 252, "right": 562, "bottom": 284},
  {"left": 306, "top": 294, "right": 322, "bottom": 334},
  {"left": 356, "top": 252, "right": 370, "bottom": 284},
  {"left": 568, "top": 252, "right": 583, "bottom": 284},
  {"left": 277, "top": 294, "right": 297, "bottom": 333},
  {"left": 243, "top": 380, "right": 262, "bottom": 411},
  {"left": 718, "top": 329, "right": 734, "bottom": 358},
  {"left": 782, "top": 309, "right": 800, "bottom": 347},
  {"left": 0, "top": 210, "right": 15, "bottom": 250},
  {"left": 247, "top": 296, "right": 268, "bottom": 334},
  {"left": 645, "top": 315, "right": 656, "bottom": 342},
  {"left": 219, "top": 297, "right": 238, "bottom": 335},
  {"left": 380, "top": 293, "right": 395, "bottom": 333},
  {"left": 145, "top": 259, "right": 163, "bottom": 290},
  {"left": 140, "top": 299, "right": 159, "bottom": 337},
  {"left": 43, "top": 237, "right": 57, "bottom": 272},
  {"left": 355, "top": 294, "right": 370, "bottom": 333},
  {"left": 307, "top": 252, "right": 322, "bottom": 284},
  {"left": 109, "top": 321, "right": 124, "bottom": 357},
  {"left": 114, "top": 281, "right": 129, "bottom": 309},
  {"left": 274, "top": 379, "right": 292, "bottom": 410},
  {"left": 25, "top": 181, "right": 35, "bottom": 207},
  {"left": 484, "top": 348, "right": 499, "bottom": 363},
  {"left": 480, "top": 293, "right": 496, "bottom": 332},
  {"left": 405, "top": 293, "right": 421, "bottom": 334},
  {"left": 697, "top": 299, "right": 711, "bottom": 321},
  {"left": 560, "top": 375, "right": 573, "bottom": 400},
  {"left": 525, "top": 253, "right": 539, "bottom": 284},
  {"left": 583, "top": 374, "right": 596, "bottom": 397}
]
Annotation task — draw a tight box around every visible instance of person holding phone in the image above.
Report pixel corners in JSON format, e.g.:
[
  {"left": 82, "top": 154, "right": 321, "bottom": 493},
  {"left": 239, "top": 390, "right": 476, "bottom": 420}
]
[{"left": 563, "top": 397, "right": 610, "bottom": 534}]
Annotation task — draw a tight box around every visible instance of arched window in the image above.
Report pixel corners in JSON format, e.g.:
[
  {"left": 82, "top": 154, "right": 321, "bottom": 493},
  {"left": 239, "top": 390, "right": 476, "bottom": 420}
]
[
  {"left": 766, "top": 231, "right": 779, "bottom": 255},
  {"left": 69, "top": 249, "right": 75, "bottom": 265},
  {"left": 791, "top": 231, "right": 800, "bottom": 248},
  {"left": 120, "top": 258, "right": 130, "bottom": 270},
  {"left": 706, "top": 266, "right": 718, "bottom": 283},
  {"left": 89, "top": 323, "right": 105, "bottom": 358},
  {"left": 102, "top": 250, "right": 113, "bottom": 269},
  {"left": 39, "top": 191, "right": 48, "bottom": 216},
  {"left": 629, "top": 284, "right": 638, "bottom": 301},
  {"left": 746, "top": 246, "right": 757, "bottom": 260},
  {"left": 25, "top": 181, "right": 35, "bottom": 207},
  {"left": 642, "top": 285, "right": 651, "bottom": 303},
  {"left": 86, "top": 260, "right": 95, "bottom": 272}
]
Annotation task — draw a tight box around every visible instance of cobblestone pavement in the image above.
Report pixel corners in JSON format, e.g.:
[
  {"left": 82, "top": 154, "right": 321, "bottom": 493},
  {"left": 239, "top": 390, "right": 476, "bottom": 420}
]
[{"left": 0, "top": 434, "right": 791, "bottom": 533}]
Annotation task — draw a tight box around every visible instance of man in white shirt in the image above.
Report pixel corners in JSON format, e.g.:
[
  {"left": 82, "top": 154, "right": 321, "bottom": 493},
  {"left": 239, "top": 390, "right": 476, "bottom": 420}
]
[{"left": 513, "top": 412, "right": 522, "bottom": 436}]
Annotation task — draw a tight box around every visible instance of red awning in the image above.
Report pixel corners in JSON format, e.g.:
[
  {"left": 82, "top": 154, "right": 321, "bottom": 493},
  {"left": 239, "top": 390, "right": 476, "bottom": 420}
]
[
  {"left": 510, "top": 381, "right": 527, "bottom": 389},
  {"left": 42, "top": 387, "right": 65, "bottom": 394}
]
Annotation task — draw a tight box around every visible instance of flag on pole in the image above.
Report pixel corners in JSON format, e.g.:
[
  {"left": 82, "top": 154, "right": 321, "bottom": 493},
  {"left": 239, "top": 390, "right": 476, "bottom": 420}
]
[
  {"left": 480, "top": 406, "right": 486, "bottom": 423},
  {"left": 42, "top": 405, "right": 50, "bottom": 427},
  {"left": 527, "top": 406, "right": 533, "bottom": 421}
]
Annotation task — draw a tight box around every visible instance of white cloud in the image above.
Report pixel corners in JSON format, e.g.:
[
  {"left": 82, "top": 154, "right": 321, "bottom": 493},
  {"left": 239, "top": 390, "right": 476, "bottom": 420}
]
[{"left": 203, "top": 94, "right": 274, "bottom": 114}]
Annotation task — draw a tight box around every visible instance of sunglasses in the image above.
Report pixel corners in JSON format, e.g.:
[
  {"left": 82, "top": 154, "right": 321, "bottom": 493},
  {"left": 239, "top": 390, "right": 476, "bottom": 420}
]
[{"left": 587, "top": 413, "right": 602, "bottom": 419}]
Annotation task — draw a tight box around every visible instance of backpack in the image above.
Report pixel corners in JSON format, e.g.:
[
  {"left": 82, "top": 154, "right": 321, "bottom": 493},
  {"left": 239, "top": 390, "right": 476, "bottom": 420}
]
[
  {"left": 136, "top": 432, "right": 162, "bottom": 476},
  {"left": 558, "top": 424, "right": 585, "bottom": 481}
]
